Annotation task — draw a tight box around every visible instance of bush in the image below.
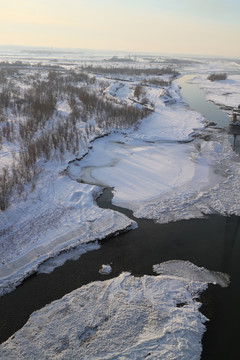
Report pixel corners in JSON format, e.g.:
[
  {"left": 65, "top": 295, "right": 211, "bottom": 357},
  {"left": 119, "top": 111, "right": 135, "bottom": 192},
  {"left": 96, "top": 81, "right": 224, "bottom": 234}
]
[
  {"left": 80, "top": 65, "right": 179, "bottom": 77},
  {"left": 207, "top": 73, "right": 227, "bottom": 81},
  {"left": 134, "top": 84, "right": 143, "bottom": 100},
  {"left": 0, "top": 167, "right": 12, "bottom": 210}
]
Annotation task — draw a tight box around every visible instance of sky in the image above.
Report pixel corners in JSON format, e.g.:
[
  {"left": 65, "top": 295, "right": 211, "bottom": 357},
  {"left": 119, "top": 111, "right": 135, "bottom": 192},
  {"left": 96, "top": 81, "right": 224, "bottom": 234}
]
[{"left": 1, "top": 0, "right": 240, "bottom": 57}]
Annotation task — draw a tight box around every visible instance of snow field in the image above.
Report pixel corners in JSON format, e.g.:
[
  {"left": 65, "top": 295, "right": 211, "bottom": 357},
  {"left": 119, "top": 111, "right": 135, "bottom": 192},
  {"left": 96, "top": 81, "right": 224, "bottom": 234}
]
[
  {"left": 68, "top": 117, "right": 222, "bottom": 216},
  {"left": 0, "top": 168, "right": 136, "bottom": 296}
]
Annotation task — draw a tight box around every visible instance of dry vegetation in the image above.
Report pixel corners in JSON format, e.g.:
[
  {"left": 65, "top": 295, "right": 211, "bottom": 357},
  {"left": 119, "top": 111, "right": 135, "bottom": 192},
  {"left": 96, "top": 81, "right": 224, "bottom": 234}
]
[
  {"left": 0, "top": 66, "right": 153, "bottom": 210},
  {"left": 80, "top": 65, "right": 179, "bottom": 78},
  {"left": 207, "top": 73, "right": 227, "bottom": 82}
]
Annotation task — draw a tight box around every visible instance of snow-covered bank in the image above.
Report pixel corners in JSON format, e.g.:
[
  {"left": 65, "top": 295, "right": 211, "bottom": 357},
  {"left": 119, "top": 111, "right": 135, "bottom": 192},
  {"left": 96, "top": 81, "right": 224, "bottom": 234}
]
[
  {"left": 0, "top": 168, "right": 136, "bottom": 297},
  {"left": 68, "top": 130, "right": 215, "bottom": 208},
  {"left": 67, "top": 81, "right": 210, "bottom": 216},
  {"left": 68, "top": 116, "right": 240, "bottom": 223},
  {"left": 133, "top": 129, "right": 240, "bottom": 222},
  {"left": 0, "top": 261, "right": 229, "bottom": 360},
  {"left": 191, "top": 75, "right": 240, "bottom": 113},
  {"left": 66, "top": 72, "right": 240, "bottom": 224}
]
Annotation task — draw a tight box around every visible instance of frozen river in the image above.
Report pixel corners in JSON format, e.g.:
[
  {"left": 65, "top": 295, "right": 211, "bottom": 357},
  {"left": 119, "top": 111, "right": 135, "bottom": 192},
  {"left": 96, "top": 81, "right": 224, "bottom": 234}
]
[
  {"left": 1, "top": 75, "right": 240, "bottom": 359},
  {"left": 177, "top": 74, "right": 230, "bottom": 128}
]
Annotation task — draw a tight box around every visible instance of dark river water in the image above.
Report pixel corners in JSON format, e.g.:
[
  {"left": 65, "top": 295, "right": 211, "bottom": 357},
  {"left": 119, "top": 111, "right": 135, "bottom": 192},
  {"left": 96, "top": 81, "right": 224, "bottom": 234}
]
[{"left": 1, "top": 75, "right": 240, "bottom": 360}]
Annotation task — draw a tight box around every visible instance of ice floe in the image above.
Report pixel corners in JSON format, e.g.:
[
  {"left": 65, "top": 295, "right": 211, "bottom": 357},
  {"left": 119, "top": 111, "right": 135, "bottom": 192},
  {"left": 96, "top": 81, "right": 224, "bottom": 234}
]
[
  {"left": 153, "top": 260, "right": 230, "bottom": 288},
  {"left": 0, "top": 261, "right": 229, "bottom": 360},
  {"left": 99, "top": 264, "right": 112, "bottom": 275}
]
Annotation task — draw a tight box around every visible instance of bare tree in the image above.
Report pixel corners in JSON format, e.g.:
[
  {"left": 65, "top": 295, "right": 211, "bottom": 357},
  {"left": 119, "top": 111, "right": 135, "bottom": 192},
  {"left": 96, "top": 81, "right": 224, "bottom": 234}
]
[{"left": 134, "top": 84, "right": 142, "bottom": 100}]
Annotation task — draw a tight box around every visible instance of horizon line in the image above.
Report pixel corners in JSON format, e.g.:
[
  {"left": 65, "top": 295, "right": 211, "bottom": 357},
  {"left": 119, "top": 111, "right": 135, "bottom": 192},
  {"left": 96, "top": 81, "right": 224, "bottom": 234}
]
[{"left": 0, "top": 44, "right": 240, "bottom": 60}]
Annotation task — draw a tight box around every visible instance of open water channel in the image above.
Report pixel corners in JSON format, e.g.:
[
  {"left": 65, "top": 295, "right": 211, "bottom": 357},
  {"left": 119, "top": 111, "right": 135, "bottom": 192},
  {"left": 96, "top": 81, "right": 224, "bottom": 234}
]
[{"left": 0, "top": 75, "right": 240, "bottom": 359}]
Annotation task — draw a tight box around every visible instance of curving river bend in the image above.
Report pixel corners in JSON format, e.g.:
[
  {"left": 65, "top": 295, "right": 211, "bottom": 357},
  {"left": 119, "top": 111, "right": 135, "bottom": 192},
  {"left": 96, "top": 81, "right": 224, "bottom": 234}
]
[{"left": 1, "top": 76, "right": 240, "bottom": 360}]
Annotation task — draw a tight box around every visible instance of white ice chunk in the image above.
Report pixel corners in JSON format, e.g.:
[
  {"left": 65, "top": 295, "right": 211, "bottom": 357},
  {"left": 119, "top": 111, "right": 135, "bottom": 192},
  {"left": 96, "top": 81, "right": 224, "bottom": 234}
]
[
  {"left": 0, "top": 263, "right": 223, "bottom": 360},
  {"left": 99, "top": 264, "right": 112, "bottom": 275},
  {"left": 153, "top": 260, "right": 230, "bottom": 288}
]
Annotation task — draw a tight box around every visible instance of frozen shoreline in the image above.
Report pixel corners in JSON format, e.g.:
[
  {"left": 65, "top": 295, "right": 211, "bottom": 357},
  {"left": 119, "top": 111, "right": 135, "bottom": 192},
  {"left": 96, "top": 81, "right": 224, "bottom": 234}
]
[
  {"left": 190, "top": 74, "right": 240, "bottom": 114},
  {"left": 68, "top": 116, "right": 240, "bottom": 225},
  {"left": 0, "top": 165, "right": 136, "bottom": 297}
]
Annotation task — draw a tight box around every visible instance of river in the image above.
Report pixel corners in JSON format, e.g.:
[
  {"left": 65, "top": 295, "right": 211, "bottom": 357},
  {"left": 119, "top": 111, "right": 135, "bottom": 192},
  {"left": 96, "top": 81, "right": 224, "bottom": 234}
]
[{"left": 0, "top": 75, "right": 240, "bottom": 360}]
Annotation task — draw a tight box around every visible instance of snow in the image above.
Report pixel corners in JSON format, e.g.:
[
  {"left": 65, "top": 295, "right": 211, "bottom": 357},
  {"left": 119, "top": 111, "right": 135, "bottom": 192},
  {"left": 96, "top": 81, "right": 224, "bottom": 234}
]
[
  {"left": 134, "top": 105, "right": 204, "bottom": 142},
  {"left": 0, "top": 168, "right": 136, "bottom": 296},
  {"left": 0, "top": 142, "right": 20, "bottom": 173},
  {"left": 99, "top": 264, "right": 112, "bottom": 275},
  {"left": 104, "top": 81, "right": 133, "bottom": 102},
  {"left": 38, "top": 242, "right": 100, "bottom": 274},
  {"left": 69, "top": 134, "right": 214, "bottom": 209},
  {"left": 67, "top": 112, "right": 223, "bottom": 216},
  {"left": 0, "top": 51, "right": 239, "bottom": 359},
  {"left": 0, "top": 147, "right": 13, "bottom": 171},
  {"left": 153, "top": 260, "right": 230, "bottom": 288},
  {"left": 0, "top": 262, "right": 229, "bottom": 360},
  {"left": 56, "top": 99, "right": 71, "bottom": 115},
  {"left": 191, "top": 75, "right": 240, "bottom": 112},
  {"left": 133, "top": 129, "right": 240, "bottom": 222},
  {"left": 67, "top": 72, "right": 240, "bottom": 223},
  {"left": 66, "top": 78, "right": 209, "bottom": 216}
]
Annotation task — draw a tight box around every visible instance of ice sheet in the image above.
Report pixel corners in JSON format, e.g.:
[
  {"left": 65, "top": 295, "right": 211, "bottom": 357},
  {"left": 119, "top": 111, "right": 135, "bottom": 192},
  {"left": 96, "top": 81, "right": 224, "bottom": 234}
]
[{"left": 1, "top": 261, "right": 228, "bottom": 360}]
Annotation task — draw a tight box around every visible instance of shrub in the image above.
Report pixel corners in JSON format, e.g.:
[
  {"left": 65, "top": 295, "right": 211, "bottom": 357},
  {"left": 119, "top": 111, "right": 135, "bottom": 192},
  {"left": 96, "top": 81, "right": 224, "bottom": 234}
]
[
  {"left": 80, "top": 65, "right": 179, "bottom": 77},
  {"left": 134, "top": 84, "right": 143, "bottom": 100},
  {"left": 207, "top": 73, "right": 227, "bottom": 81}
]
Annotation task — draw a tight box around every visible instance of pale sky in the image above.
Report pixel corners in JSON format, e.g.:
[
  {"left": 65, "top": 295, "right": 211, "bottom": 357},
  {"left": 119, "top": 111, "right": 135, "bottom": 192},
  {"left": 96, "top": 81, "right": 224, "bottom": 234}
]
[{"left": 1, "top": 0, "right": 240, "bottom": 57}]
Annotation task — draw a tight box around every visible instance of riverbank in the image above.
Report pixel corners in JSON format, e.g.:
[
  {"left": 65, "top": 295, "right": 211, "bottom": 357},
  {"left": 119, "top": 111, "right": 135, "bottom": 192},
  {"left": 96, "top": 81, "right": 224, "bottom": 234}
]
[{"left": 190, "top": 74, "right": 240, "bottom": 115}]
